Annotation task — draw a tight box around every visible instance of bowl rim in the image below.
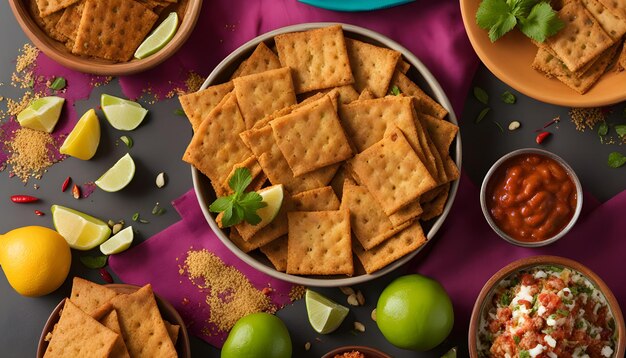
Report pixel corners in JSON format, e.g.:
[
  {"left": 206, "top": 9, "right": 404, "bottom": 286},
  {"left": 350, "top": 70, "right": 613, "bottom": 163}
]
[
  {"left": 468, "top": 255, "right": 626, "bottom": 358},
  {"left": 36, "top": 283, "right": 191, "bottom": 358},
  {"left": 479, "top": 148, "right": 583, "bottom": 248},
  {"left": 7, "top": 0, "right": 203, "bottom": 76},
  {"left": 321, "top": 345, "right": 392, "bottom": 358},
  {"left": 191, "top": 22, "right": 462, "bottom": 287}
]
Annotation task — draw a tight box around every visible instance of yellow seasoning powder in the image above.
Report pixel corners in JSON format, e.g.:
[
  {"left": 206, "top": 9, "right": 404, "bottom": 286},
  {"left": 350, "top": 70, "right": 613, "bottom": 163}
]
[{"left": 5, "top": 127, "right": 54, "bottom": 182}]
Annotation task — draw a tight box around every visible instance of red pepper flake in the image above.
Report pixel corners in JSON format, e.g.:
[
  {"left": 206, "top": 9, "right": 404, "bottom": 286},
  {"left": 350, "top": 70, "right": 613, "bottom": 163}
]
[
  {"left": 182, "top": 298, "right": 190, "bottom": 305},
  {"left": 10, "top": 195, "right": 39, "bottom": 203},
  {"left": 61, "top": 176, "right": 71, "bottom": 192},
  {"left": 536, "top": 131, "right": 551, "bottom": 144},
  {"left": 536, "top": 117, "right": 560, "bottom": 132},
  {"left": 72, "top": 184, "right": 81, "bottom": 199},
  {"left": 8, "top": 172, "right": 15, "bottom": 178},
  {"left": 34, "top": 210, "right": 45, "bottom": 216},
  {"left": 99, "top": 268, "right": 114, "bottom": 283},
  {"left": 262, "top": 287, "right": 273, "bottom": 295}
]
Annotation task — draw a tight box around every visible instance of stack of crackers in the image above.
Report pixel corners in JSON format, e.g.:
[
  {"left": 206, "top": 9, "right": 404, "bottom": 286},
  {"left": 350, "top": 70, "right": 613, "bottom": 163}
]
[
  {"left": 43, "top": 278, "right": 180, "bottom": 358},
  {"left": 180, "top": 25, "right": 460, "bottom": 276},
  {"left": 27, "top": 0, "right": 187, "bottom": 62},
  {"left": 532, "top": 0, "right": 626, "bottom": 94}
]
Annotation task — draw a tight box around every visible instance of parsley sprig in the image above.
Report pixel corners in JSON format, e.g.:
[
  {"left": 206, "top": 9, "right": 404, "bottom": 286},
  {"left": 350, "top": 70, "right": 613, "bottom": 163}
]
[
  {"left": 209, "top": 168, "right": 267, "bottom": 227},
  {"left": 476, "top": 0, "right": 564, "bottom": 43}
]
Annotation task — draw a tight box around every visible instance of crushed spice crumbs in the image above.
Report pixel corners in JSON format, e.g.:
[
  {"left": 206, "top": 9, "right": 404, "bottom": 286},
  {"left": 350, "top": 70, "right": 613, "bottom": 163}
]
[
  {"left": 4, "top": 127, "right": 56, "bottom": 181},
  {"left": 569, "top": 107, "right": 608, "bottom": 132}
]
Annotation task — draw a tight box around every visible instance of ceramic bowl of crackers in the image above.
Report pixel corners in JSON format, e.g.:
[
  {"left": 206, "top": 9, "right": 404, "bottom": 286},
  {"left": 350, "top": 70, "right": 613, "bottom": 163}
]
[
  {"left": 8, "top": 0, "right": 202, "bottom": 75},
  {"left": 37, "top": 278, "right": 190, "bottom": 358},
  {"left": 184, "top": 23, "right": 462, "bottom": 287}
]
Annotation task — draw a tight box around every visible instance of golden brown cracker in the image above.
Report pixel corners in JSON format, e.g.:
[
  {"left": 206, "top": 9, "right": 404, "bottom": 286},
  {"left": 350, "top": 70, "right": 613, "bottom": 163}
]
[
  {"left": 345, "top": 38, "right": 401, "bottom": 97},
  {"left": 397, "top": 59, "right": 410, "bottom": 74},
  {"left": 70, "top": 277, "right": 119, "bottom": 316},
  {"left": 28, "top": 0, "right": 66, "bottom": 42},
  {"left": 421, "top": 114, "right": 460, "bottom": 182},
  {"left": 420, "top": 183, "right": 451, "bottom": 221},
  {"left": 350, "top": 127, "right": 437, "bottom": 215},
  {"left": 252, "top": 92, "right": 325, "bottom": 130},
  {"left": 275, "top": 25, "right": 354, "bottom": 93},
  {"left": 287, "top": 209, "right": 353, "bottom": 276},
  {"left": 44, "top": 299, "right": 118, "bottom": 358},
  {"left": 388, "top": 199, "right": 423, "bottom": 227},
  {"left": 270, "top": 95, "right": 353, "bottom": 176},
  {"left": 233, "top": 67, "right": 297, "bottom": 129},
  {"left": 178, "top": 82, "right": 234, "bottom": 132},
  {"left": 329, "top": 165, "right": 354, "bottom": 199},
  {"left": 556, "top": 44, "right": 619, "bottom": 94},
  {"left": 409, "top": 102, "right": 443, "bottom": 183},
  {"left": 259, "top": 236, "right": 288, "bottom": 272},
  {"left": 100, "top": 310, "right": 131, "bottom": 358},
  {"left": 291, "top": 186, "right": 340, "bottom": 211},
  {"left": 598, "top": 0, "right": 626, "bottom": 21},
  {"left": 358, "top": 88, "right": 376, "bottom": 100},
  {"left": 390, "top": 71, "right": 448, "bottom": 119},
  {"left": 163, "top": 321, "right": 180, "bottom": 346},
  {"left": 55, "top": 1, "right": 83, "bottom": 41},
  {"left": 221, "top": 155, "right": 264, "bottom": 195},
  {"left": 353, "top": 221, "right": 426, "bottom": 274},
  {"left": 236, "top": 42, "right": 282, "bottom": 77},
  {"left": 36, "top": 0, "right": 79, "bottom": 17},
  {"left": 228, "top": 229, "right": 256, "bottom": 253},
  {"left": 582, "top": 0, "right": 626, "bottom": 40}
]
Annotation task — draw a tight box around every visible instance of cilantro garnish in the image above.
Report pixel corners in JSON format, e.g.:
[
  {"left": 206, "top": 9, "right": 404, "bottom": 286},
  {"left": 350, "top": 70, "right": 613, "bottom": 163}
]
[
  {"left": 476, "top": 0, "right": 564, "bottom": 43},
  {"left": 209, "top": 168, "right": 267, "bottom": 227},
  {"left": 608, "top": 152, "right": 626, "bottom": 169},
  {"left": 389, "top": 85, "right": 401, "bottom": 96},
  {"left": 513, "top": 335, "right": 521, "bottom": 344},
  {"left": 500, "top": 292, "right": 511, "bottom": 306},
  {"left": 519, "top": 350, "right": 530, "bottom": 358}
]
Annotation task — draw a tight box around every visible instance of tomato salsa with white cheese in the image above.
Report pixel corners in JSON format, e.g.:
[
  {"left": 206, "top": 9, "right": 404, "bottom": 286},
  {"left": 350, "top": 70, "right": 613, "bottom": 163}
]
[
  {"left": 486, "top": 154, "right": 577, "bottom": 242},
  {"left": 478, "top": 266, "right": 616, "bottom": 358}
]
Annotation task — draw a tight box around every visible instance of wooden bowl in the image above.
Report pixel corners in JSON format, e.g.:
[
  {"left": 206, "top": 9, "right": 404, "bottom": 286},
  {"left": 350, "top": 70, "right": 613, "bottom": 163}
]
[
  {"left": 469, "top": 256, "right": 625, "bottom": 358},
  {"left": 36, "top": 283, "right": 191, "bottom": 358},
  {"left": 7, "top": 0, "right": 202, "bottom": 75},
  {"left": 322, "top": 345, "right": 391, "bottom": 358}
]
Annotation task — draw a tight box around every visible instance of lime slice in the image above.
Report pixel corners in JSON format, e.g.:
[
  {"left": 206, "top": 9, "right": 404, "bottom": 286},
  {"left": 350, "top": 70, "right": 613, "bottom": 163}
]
[
  {"left": 134, "top": 12, "right": 179, "bottom": 59},
  {"left": 100, "top": 226, "right": 134, "bottom": 255},
  {"left": 17, "top": 96, "right": 65, "bottom": 133},
  {"left": 59, "top": 109, "right": 100, "bottom": 160},
  {"left": 257, "top": 184, "right": 284, "bottom": 226},
  {"left": 441, "top": 347, "right": 457, "bottom": 358},
  {"left": 100, "top": 94, "right": 148, "bottom": 131},
  {"left": 305, "top": 289, "right": 349, "bottom": 334},
  {"left": 95, "top": 153, "right": 136, "bottom": 192},
  {"left": 51, "top": 205, "right": 111, "bottom": 250}
]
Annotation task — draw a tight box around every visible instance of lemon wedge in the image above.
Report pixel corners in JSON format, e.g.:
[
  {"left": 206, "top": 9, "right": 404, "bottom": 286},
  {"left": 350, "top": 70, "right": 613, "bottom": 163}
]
[
  {"left": 59, "top": 109, "right": 100, "bottom": 160},
  {"left": 51, "top": 205, "right": 111, "bottom": 250},
  {"left": 17, "top": 96, "right": 65, "bottom": 133}
]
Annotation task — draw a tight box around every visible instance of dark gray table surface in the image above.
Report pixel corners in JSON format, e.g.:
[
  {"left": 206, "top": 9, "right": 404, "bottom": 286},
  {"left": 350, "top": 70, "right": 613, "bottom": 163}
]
[{"left": 1, "top": 1, "right": 625, "bottom": 357}]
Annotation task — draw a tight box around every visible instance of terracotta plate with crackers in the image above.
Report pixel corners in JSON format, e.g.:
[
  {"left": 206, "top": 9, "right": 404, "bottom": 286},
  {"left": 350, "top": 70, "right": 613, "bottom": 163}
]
[
  {"left": 460, "top": 0, "right": 626, "bottom": 107},
  {"left": 188, "top": 23, "right": 462, "bottom": 287}
]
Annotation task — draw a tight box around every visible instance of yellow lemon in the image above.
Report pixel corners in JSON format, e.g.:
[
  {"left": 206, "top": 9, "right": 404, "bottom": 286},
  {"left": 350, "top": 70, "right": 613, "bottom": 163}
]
[
  {"left": 60, "top": 109, "right": 101, "bottom": 160},
  {"left": 0, "top": 226, "right": 71, "bottom": 297}
]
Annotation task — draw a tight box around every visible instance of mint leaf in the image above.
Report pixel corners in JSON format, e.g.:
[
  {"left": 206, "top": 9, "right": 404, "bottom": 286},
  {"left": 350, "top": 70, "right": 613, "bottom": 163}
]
[
  {"left": 228, "top": 168, "right": 252, "bottom": 194},
  {"left": 598, "top": 122, "right": 608, "bottom": 137},
  {"left": 615, "top": 124, "right": 626, "bottom": 137},
  {"left": 518, "top": 2, "right": 564, "bottom": 42},
  {"left": 474, "top": 86, "right": 489, "bottom": 104},
  {"left": 80, "top": 255, "right": 108, "bottom": 269},
  {"left": 209, "top": 196, "right": 233, "bottom": 212},
  {"left": 501, "top": 91, "right": 516, "bottom": 104},
  {"left": 608, "top": 152, "right": 626, "bottom": 168}
]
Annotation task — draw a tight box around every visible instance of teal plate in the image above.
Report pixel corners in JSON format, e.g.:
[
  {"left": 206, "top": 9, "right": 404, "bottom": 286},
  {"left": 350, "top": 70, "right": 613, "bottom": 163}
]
[{"left": 298, "top": 0, "right": 414, "bottom": 12}]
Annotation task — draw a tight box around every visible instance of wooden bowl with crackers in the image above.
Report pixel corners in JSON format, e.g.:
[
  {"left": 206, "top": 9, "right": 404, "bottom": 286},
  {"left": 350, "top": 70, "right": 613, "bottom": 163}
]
[
  {"left": 186, "top": 23, "right": 462, "bottom": 287},
  {"left": 8, "top": 0, "right": 202, "bottom": 75},
  {"left": 37, "top": 278, "right": 190, "bottom": 358}
]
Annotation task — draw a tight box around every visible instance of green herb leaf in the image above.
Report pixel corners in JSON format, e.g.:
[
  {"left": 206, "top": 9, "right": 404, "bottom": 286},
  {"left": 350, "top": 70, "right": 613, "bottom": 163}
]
[
  {"left": 476, "top": 107, "right": 491, "bottom": 123},
  {"left": 501, "top": 91, "right": 516, "bottom": 104},
  {"left": 139, "top": 218, "right": 150, "bottom": 224},
  {"left": 476, "top": 0, "right": 518, "bottom": 42},
  {"left": 80, "top": 255, "right": 108, "bottom": 269},
  {"left": 209, "top": 196, "right": 233, "bottom": 213},
  {"left": 49, "top": 77, "right": 66, "bottom": 91},
  {"left": 557, "top": 309, "right": 570, "bottom": 316},
  {"left": 151, "top": 203, "right": 166, "bottom": 216},
  {"left": 228, "top": 168, "right": 253, "bottom": 194},
  {"left": 209, "top": 168, "right": 269, "bottom": 227},
  {"left": 493, "top": 120, "right": 504, "bottom": 132},
  {"left": 513, "top": 335, "right": 521, "bottom": 344},
  {"left": 174, "top": 108, "right": 186, "bottom": 116},
  {"left": 120, "top": 135, "right": 133, "bottom": 148},
  {"left": 608, "top": 152, "right": 626, "bottom": 168},
  {"left": 390, "top": 85, "right": 401, "bottom": 96},
  {"left": 500, "top": 292, "right": 511, "bottom": 306},
  {"left": 615, "top": 124, "right": 626, "bottom": 137},
  {"left": 519, "top": 350, "right": 530, "bottom": 358},
  {"left": 518, "top": 2, "right": 565, "bottom": 43},
  {"left": 598, "top": 122, "right": 609, "bottom": 137},
  {"left": 474, "top": 86, "right": 489, "bottom": 104},
  {"left": 27, "top": 78, "right": 34, "bottom": 88},
  {"left": 132, "top": 212, "right": 139, "bottom": 221}
]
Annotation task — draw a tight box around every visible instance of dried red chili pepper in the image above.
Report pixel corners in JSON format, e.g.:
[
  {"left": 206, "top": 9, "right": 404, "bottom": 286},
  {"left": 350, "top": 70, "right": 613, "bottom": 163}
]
[
  {"left": 34, "top": 210, "right": 45, "bottom": 216},
  {"left": 10, "top": 195, "right": 39, "bottom": 203},
  {"left": 99, "top": 268, "right": 114, "bottom": 284},
  {"left": 61, "top": 177, "right": 71, "bottom": 192},
  {"left": 72, "top": 184, "right": 81, "bottom": 199},
  {"left": 536, "top": 131, "right": 551, "bottom": 144}
]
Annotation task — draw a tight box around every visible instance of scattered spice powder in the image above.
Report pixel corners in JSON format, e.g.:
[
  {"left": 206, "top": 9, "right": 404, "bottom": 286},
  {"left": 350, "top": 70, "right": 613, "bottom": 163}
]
[
  {"left": 183, "top": 249, "right": 274, "bottom": 334},
  {"left": 569, "top": 108, "right": 607, "bottom": 132},
  {"left": 4, "top": 127, "right": 56, "bottom": 182},
  {"left": 184, "top": 71, "right": 204, "bottom": 93},
  {"left": 289, "top": 285, "right": 306, "bottom": 301}
]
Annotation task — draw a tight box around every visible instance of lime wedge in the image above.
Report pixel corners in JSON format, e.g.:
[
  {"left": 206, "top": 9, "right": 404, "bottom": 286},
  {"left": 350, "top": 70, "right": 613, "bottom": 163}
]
[
  {"left": 17, "top": 96, "right": 65, "bottom": 133},
  {"left": 305, "top": 289, "right": 349, "bottom": 334},
  {"left": 441, "top": 347, "right": 457, "bottom": 358},
  {"left": 257, "top": 184, "right": 284, "bottom": 226},
  {"left": 59, "top": 109, "right": 100, "bottom": 160},
  {"left": 134, "top": 12, "right": 178, "bottom": 59},
  {"left": 100, "top": 226, "right": 134, "bottom": 255},
  {"left": 95, "top": 153, "right": 135, "bottom": 192},
  {"left": 100, "top": 94, "right": 148, "bottom": 131},
  {"left": 51, "top": 205, "right": 111, "bottom": 250}
]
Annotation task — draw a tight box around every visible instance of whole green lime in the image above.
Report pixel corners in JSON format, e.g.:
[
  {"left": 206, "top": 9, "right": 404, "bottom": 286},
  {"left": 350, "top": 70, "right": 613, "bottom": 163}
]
[
  {"left": 376, "top": 274, "right": 454, "bottom": 351},
  {"left": 221, "top": 312, "right": 292, "bottom": 358}
]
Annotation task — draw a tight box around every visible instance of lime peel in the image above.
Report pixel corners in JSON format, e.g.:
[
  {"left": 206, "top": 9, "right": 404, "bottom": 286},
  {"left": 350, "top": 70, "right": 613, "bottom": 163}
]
[
  {"left": 100, "top": 94, "right": 147, "bottom": 131},
  {"left": 134, "top": 12, "right": 179, "bottom": 59}
]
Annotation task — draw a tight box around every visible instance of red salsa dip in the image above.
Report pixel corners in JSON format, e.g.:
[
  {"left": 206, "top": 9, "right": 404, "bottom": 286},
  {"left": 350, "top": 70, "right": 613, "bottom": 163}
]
[{"left": 486, "top": 153, "right": 577, "bottom": 242}]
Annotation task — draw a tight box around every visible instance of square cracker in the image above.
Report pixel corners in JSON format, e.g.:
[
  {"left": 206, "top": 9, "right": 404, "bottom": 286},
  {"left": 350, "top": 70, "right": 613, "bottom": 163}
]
[
  {"left": 555, "top": 44, "right": 619, "bottom": 94},
  {"left": 291, "top": 186, "right": 340, "bottom": 211},
  {"left": 397, "top": 59, "right": 411, "bottom": 74},
  {"left": 108, "top": 284, "right": 177, "bottom": 358},
  {"left": 350, "top": 127, "right": 437, "bottom": 215},
  {"left": 178, "top": 82, "right": 234, "bottom": 132},
  {"left": 345, "top": 38, "right": 401, "bottom": 98},
  {"left": 72, "top": 0, "right": 158, "bottom": 62},
  {"left": 36, "top": 0, "right": 79, "bottom": 17},
  {"left": 275, "top": 25, "right": 354, "bottom": 93},
  {"left": 421, "top": 114, "right": 459, "bottom": 182},
  {"left": 236, "top": 42, "right": 282, "bottom": 77},
  {"left": 597, "top": 0, "right": 626, "bottom": 21},
  {"left": 620, "top": 44, "right": 626, "bottom": 71},
  {"left": 421, "top": 183, "right": 451, "bottom": 221},
  {"left": 182, "top": 93, "right": 252, "bottom": 184},
  {"left": 100, "top": 310, "right": 131, "bottom": 358},
  {"left": 44, "top": 299, "right": 118, "bottom": 358},
  {"left": 56, "top": 1, "right": 84, "bottom": 41},
  {"left": 70, "top": 277, "right": 119, "bottom": 315},
  {"left": 546, "top": 1, "right": 614, "bottom": 72},
  {"left": 163, "top": 321, "right": 180, "bottom": 346},
  {"left": 287, "top": 209, "right": 353, "bottom": 276},
  {"left": 260, "top": 236, "right": 288, "bottom": 272},
  {"left": 353, "top": 221, "right": 426, "bottom": 274},
  {"left": 271, "top": 95, "right": 353, "bottom": 176},
  {"left": 390, "top": 71, "right": 448, "bottom": 119},
  {"left": 582, "top": 0, "right": 626, "bottom": 40},
  {"left": 233, "top": 67, "right": 297, "bottom": 129},
  {"left": 220, "top": 155, "right": 264, "bottom": 195},
  {"left": 252, "top": 93, "right": 325, "bottom": 130},
  {"left": 28, "top": 0, "right": 66, "bottom": 42},
  {"left": 342, "top": 183, "right": 413, "bottom": 250},
  {"left": 388, "top": 199, "right": 423, "bottom": 226},
  {"left": 358, "top": 88, "right": 376, "bottom": 100}
]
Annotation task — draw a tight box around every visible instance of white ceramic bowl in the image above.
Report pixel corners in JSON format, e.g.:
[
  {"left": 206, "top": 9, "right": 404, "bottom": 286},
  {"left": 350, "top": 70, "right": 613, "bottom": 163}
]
[{"left": 191, "top": 22, "right": 462, "bottom": 287}]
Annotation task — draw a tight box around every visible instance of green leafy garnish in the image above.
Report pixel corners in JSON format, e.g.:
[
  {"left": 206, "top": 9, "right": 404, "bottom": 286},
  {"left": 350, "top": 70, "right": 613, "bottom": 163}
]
[
  {"left": 608, "top": 152, "right": 626, "bottom": 168},
  {"left": 519, "top": 350, "right": 530, "bottom": 358},
  {"left": 557, "top": 308, "right": 570, "bottom": 316},
  {"left": 513, "top": 335, "right": 521, "bottom": 344},
  {"left": 209, "top": 168, "right": 267, "bottom": 227},
  {"left": 152, "top": 203, "right": 166, "bottom": 216},
  {"left": 493, "top": 120, "right": 504, "bottom": 132},
  {"left": 80, "top": 255, "right": 108, "bottom": 269},
  {"left": 474, "top": 86, "right": 489, "bottom": 104},
  {"left": 390, "top": 85, "right": 401, "bottom": 96},
  {"left": 615, "top": 124, "right": 626, "bottom": 137},
  {"left": 476, "top": 107, "right": 491, "bottom": 123},
  {"left": 49, "top": 77, "right": 66, "bottom": 91},
  {"left": 598, "top": 122, "right": 609, "bottom": 137},
  {"left": 500, "top": 292, "right": 511, "bottom": 306},
  {"left": 132, "top": 212, "right": 139, "bottom": 221},
  {"left": 501, "top": 91, "right": 516, "bottom": 104},
  {"left": 476, "top": 0, "right": 564, "bottom": 43}
]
